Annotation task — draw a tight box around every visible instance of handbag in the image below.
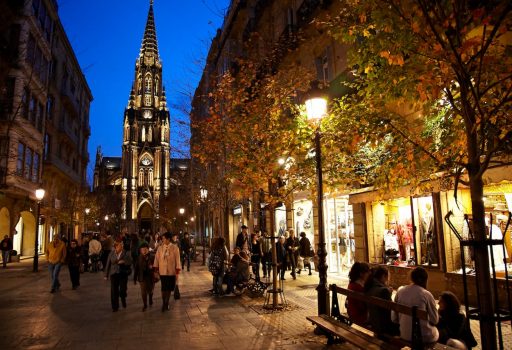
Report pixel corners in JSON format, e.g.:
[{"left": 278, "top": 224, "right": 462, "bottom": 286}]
[
  {"left": 174, "top": 284, "right": 181, "bottom": 300},
  {"left": 153, "top": 270, "right": 160, "bottom": 283}
]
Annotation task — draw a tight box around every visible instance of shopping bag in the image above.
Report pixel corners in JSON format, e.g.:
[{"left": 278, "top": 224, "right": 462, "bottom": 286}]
[{"left": 174, "top": 284, "right": 181, "bottom": 300}]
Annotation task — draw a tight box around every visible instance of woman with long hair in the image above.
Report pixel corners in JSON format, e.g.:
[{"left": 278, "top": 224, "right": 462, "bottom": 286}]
[
  {"left": 437, "top": 291, "right": 477, "bottom": 350},
  {"left": 208, "top": 237, "right": 228, "bottom": 295},
  {"left": 347, "top": 261, "right": 370, "bottom": 325}
]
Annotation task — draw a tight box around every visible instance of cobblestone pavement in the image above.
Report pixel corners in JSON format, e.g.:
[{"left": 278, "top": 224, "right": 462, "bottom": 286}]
[{"left": 0, "top": 258, "right": 510, "bottom": 349}]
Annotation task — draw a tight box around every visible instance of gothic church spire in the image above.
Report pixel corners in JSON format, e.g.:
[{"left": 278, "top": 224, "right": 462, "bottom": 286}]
[{"left": 139, "top": 0, "right": 159, "bottom": 59}]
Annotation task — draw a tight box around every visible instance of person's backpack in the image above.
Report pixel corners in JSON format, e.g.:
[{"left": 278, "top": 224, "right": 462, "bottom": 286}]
[{"left": 208, "top": 250, "right": 223, "bottom": 275}]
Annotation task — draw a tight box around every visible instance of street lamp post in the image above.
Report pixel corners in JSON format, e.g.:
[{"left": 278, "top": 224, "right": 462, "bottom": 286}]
[
  {"left": 305, "top": 92, "right": 329, "bottom": 315},
  {"left": 179, "top": 208, "right": 185, "bottom": 232},
  {"left": 84, "top": 208, "right": 90, "bottom": 234},
  {"left": 33, "top": 188, "right": 45, "bottom": 272},
  {"left": 200, "top": 188, "right": 208, "bottom": 265}
]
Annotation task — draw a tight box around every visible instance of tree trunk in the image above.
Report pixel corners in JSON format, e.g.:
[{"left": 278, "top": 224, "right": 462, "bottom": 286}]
[
  {"left": 468, "top": 137, "right": 497, "bottom": 350},
  {"left": 269, "top": 204, "right": 279, "bottom": 307}
]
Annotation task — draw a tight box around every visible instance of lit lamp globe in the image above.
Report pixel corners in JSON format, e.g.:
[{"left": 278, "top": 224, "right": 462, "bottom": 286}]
[
  {"left": 179, "top": 208, "right": 185, "bottom": 215},
  {"left": 35, "top": 188, "right": 45, "bottom": 201},
  {"left": 85, "top": 208, "right": 90, "bottom": 215},
  {"left": 305, "top": 96, "right": 327, "bottom": 121}
]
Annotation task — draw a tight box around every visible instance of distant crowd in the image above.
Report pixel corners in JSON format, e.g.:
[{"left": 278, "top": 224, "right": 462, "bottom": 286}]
[{"left": 44, "top": 229, "right": 195, "bottom": 312}]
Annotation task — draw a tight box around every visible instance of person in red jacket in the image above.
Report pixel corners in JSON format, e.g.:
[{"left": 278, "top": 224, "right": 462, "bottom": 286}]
[{"left": 347, "top": 262, "right": 371, "bottom": 325}]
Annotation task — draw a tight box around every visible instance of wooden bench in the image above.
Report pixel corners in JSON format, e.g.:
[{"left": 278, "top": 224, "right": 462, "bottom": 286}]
[{"left": 307, "top": 284, "right": 456, "bottom": 350}]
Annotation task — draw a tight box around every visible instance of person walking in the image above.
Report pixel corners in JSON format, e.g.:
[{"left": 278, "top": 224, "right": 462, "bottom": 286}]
[
  {"left": 81, "top": 235, "right": 90, "bottom": 272},
  {"left": 88, "top": 234, "right": 102, "bottom": 272},
  {"left": 208, "top": 237, "right": 228, "bottom": 295},
  {"left": 134, "top": 243, "right": 155, "bottom": 311},
  {"left": 100, "top": 233, "right": 113, "bottom": 272},
  {"left": 260, "top": 231, "right": 271, "bottom": 278},
  {"left": 298, "top": 232, "right": 312, "bottom": 275},
  {"left": 392, "top": 267, "right": 439, "bottom": 345},
  {"left": 154, "top": 232, "right": 181, "bottom": 312},
  {"left": 285, "top": 229, "right": 299, "bottom": 280},
  {"left": 250, "top": 233, "right": 262, "bottom": 281},
  {"left": 276, "top": 236, "right": 287, "bottom": 280},
  {"left": 1, "top": 234, "right": 13, "bottom": 268},
  {"left": 46, "top": 234, "right": 67, "bottom": 293},
  {"left": 104, "top": 240, "right": 133, "bottom": 312},
  {"left": 180, "top": 232, "right": 193, "bottom": 272},
  {"left": 66, "top": 239, "right": 82, "bottom": 290}
]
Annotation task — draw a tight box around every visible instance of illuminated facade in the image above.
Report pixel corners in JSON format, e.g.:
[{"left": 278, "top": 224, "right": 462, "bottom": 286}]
[{"left": 93, "top": 1, "right": 171, "bottom": 233}]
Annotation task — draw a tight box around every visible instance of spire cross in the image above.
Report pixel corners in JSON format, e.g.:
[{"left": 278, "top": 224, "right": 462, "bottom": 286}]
[{"left": 150, "top": 0, "right": 154, "bottom": 6}]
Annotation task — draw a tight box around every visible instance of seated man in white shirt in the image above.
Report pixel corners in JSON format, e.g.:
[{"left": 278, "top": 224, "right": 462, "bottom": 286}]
[{"left": 392, "top": 267, "right": 439, "bottom": 345}]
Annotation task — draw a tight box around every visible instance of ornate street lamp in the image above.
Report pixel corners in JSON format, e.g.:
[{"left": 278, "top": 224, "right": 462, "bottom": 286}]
[
  {"left": 305, "top": 89, "right": 329, "bottom": 315},
  {"left": 33, "top": 188, "right": 45, "bottom": 272}
]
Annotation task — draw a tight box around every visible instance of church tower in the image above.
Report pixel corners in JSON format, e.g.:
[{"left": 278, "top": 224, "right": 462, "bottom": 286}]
[{"left": 121, "top": 0, "right": 170, "bottom": 232}]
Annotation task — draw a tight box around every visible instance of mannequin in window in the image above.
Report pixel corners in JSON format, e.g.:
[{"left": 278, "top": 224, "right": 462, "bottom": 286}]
[
  {"left": 384, "top": 229, "right": 400, "bottom": 263},
  {"left": 420, "top": 203, "right": 438, "bottom": 265},
  {"left": 400, "top": 218, "right": 414, "bottom": 262},
  {"left": 486, "top": 215, "right": 508, "bottom": 268}
]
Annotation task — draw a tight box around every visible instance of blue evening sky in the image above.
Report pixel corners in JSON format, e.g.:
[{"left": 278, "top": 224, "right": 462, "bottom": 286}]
[{"left": 57, "top": 0, "right": 230, "bottom": 181}]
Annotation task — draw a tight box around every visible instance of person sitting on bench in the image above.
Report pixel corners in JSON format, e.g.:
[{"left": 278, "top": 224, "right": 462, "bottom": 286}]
[
  {"left": 437, "top": 291, "right": 477, "bottom": 350},
  {"left": 365, "top": 266, "right": 400, "bottom": 337},
  {"left": 392, "top": 267, "right": 439, "bottom": 345},
  {"left": 347, "top": 262, "right": 371, "bottom": 325}
]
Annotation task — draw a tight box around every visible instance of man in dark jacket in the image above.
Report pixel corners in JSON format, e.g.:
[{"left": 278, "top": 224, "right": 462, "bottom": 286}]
[
  {"left": 1, "top": 234, "right": 13, "bottom": 268},
  {"left": 365, "top": 267, "right": 399, "bottom": 337},
  {"left": 285, "top": 229, "right": 299, "bottom": 280},
  {"left": 235, "top": 225, "right": 252, "bottom": 254},
  {"left": 298, "top": 232, "right": 313, "bottom": 275},
  {"left": 180, "top": 232, "right": 193, "bottom": 272},
  {"left": 66, "top": 239, "right": 82, "bottom": 289}
]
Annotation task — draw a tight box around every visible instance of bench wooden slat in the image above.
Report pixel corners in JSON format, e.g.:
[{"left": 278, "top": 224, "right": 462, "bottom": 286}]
[
  {"left": 330, "top": 285, "right": 429, "bottom": 320},
  {"left": 307, "top": 315, "right": 400, "bottom": 350}
]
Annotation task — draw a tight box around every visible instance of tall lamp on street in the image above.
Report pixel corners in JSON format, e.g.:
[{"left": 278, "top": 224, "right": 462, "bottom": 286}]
[
  {"left": 179, "top": 208, "right": 185, "bottom": 233},
  {"left": 33, "top": 188, "right": 45, "bottom": 272},
  {"left": 84, "top": 208, "right": 90, "bottom": 233},
  {"left": 305, "top": 89, "right": 329, "bottom": 315},
  {"left": 200, "top": 188, "right": 208, "bottom": 265}
]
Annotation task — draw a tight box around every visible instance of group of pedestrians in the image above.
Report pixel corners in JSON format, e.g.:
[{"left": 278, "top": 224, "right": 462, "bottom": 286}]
[
  {"left": 208, "top": 226, "right": 315, "bottom": 296},
  {"left": 102, "top": 230, "right": 184, "bottom": 313},
  {"left": 40, "top": 229, "right": 191, "bottom": 313},
  {"left": 346, "top": 263, "right": 477, "bottom": 350}
]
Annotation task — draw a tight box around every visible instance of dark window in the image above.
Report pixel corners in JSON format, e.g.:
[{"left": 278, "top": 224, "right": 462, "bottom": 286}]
[
  {"left": 29, "top": 96, "right": 36, "bottom": 122},
  {"left": 8, "top": 24, "right": 21, "bottom": 61},
  {"left": 46, "top": 95, "right": 54, "bottom": 119},
  {"left": 33, "top": 153, "right": 40, "bottom": 183},
  {"left": 24, "top": 147, "right": 33, "bottom": 180},
  {"left": 44, "top": 133, "right": 51, "bottom": 160},
  {"left": 38, "top": 3, "right": 47, "bottom": 30},
  {"left": 17, "top": 143, "right": 24, "bottom": 175},
  {"left": 22, "top": 87, "right": 30, "bottom": 119},
  {"left": 70, "top": 79, "right": 76, "bottom": 94},
  {"left": 26, "top": 34, "right": 36, "bottom": 62},
  {"left": 32, "top": 0, "right": 41, "bottom": 15},
  {"left": 36, "top": 102, "right": 44, "bottom": 131},
  {"left": 2, "top": 77, "right": 16, "bottom": 116}
]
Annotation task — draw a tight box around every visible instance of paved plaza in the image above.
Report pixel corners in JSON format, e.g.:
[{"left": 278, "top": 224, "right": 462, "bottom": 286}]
[{"left": 0, "top": 258, "right": 510, "bottom": 349}]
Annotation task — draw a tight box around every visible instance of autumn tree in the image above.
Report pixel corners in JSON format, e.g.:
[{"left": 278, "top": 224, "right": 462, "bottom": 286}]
[{"left": 323, "top": 1, "right": 512, "bottom": 347}]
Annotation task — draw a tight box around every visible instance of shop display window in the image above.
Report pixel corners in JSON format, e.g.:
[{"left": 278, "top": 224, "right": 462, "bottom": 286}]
[
  {"left": 442, "top": 183, "right": 511, "bottom": 276},
  {"left": 369, "top": 195, "right": 440, "bottom": 267},
  {"left": 275, "top": 205, "right": 287, "bottom": 236},
  {"left": 294, "top": 200, "right": 314, "bottom": 240},
  {"left": 324, "top": 197, "right": 354, "bottom": 273}
]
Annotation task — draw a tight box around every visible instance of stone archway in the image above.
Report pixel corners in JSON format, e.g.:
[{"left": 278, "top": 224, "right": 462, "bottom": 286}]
[
  {"left": 138, "top": 202, "right": 154, "bottom": 235},
  {"left": 14, "top": 211, "right": 36, "bottom": 257}
]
